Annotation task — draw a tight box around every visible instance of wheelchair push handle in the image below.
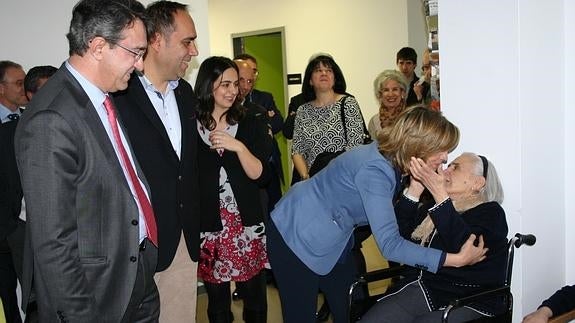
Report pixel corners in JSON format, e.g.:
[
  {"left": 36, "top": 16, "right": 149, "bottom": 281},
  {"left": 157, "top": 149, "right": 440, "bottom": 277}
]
[{"left": 514, "top": 233, "right": 536, "bottom": 247}]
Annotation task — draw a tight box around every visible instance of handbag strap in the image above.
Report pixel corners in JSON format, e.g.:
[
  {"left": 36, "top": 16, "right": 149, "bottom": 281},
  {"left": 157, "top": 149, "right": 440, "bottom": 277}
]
[
  {"left": 339, "top": 95, "right": 349, "bottom": 146},
  {"left": 338, "top": 95, "right": 372, "bottom": 145}
]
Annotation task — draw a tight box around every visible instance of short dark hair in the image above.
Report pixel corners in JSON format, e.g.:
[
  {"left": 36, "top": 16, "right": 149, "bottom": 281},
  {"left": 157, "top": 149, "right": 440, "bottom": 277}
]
[
  {"left": 234, "top": 53, "right": 257, "bottom": 65},
  {"left": 194, "top": 56, "right": 245, "bottom": 131},
  {"left": 24, "top": 65, "right": 58, "bottom": 94},
  {"left": 396, "top": 47, "right": 417, "bottom": 64},
  {"left": 0, "top": 60, "right": 22, "bottom": 82},
  {"left": 66, "top": 0, "right": 146, "bottom": 56},
  {"left": 145, "top": 1, "right": 188, "bottom": 41},
  {"left": 301, "top": 55, "right": 347, "bottom": 102}
]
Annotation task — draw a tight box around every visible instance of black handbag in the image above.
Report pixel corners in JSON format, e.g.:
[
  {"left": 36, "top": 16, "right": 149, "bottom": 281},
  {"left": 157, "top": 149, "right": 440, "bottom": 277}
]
[{"left": 308, "top": 96, "right": 371, "bottom": 177}]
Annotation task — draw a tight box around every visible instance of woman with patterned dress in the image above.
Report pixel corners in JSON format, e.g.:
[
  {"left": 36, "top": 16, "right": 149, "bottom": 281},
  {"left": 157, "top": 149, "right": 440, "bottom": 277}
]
[
  {"left": 291, "top": 54, "right": 366, "bottom": 321},
  {"left": 194, "top": 56, "right": 273, "bottom": 323},
  {"left": 292, "top": 54, "right": 366, "bottom": 181}
]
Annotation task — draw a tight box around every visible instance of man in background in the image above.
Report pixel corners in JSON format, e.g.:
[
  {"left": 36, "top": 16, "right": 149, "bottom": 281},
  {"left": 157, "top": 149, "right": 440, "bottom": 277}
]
[
  {"left": 233, "top": 53, "right": 284, "bottom": 207},
  {"left": 23, "top": 66, "right": 58, "bottom": 101},
  {"left": 15, "top": 0, "right": 159, "bottom": 321},
  {"left": 0, "top": 59, "right": 28, "bottom": 323},
  {"left": 113, "top": 1, "right": 201, "bottom": 321},
  {"left": 0, "top": 63, "right": 56, "bottom": 323},
  {"left": 396, "top": 47, "right": 427, "bottom": 106}
]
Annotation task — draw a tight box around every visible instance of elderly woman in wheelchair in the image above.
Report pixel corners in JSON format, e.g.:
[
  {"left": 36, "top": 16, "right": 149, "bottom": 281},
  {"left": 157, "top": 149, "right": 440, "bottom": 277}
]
[{"left": 360, "top": 152, "right": 508, "bottom": 323}]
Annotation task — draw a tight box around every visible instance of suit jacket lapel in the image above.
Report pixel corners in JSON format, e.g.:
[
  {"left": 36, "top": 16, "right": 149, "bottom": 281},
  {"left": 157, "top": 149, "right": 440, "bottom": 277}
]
[
  {"left": 174, "top": 83, "right": 197, "bottom": 163},
  {"left": 127, "top": 74, "right": 180, "bottom": 162},
  {"left": 60, "top": 68, "right": 132, "bottom": 192}
]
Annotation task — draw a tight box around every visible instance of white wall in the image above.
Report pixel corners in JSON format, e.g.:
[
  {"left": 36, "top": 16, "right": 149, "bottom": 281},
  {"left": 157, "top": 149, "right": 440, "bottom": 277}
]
[
  {"left": 565, "top": 0, "right": 575, "bottom": 285},
  {"left": 207, "top": 0, "right": 417, "bottom": 121},
  {"left": 441, "top": 0, "right": 573, "bottom": 319},
  {"left": 0, "top": 0, "right": 210, "bottom": 85}
]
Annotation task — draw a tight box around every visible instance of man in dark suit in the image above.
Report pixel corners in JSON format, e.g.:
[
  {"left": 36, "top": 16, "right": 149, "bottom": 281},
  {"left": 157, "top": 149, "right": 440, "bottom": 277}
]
[
  {"left": 0, "top": 60, "right": 28, "bottom": 323},
  {"left": 0, "top": 64, "right": 55, "bottom": 323},
  {"left": 14, "top": 1, "right": 159, "bottom": 321},
  {"left": 396, "top": 47, "right": 428, "bottom": 106},
  {"left": 113, "top": 2, "right": 201, "bottom": 321},
  {"left": 233, "top": 54, "right": 284, "bottom": 208}
]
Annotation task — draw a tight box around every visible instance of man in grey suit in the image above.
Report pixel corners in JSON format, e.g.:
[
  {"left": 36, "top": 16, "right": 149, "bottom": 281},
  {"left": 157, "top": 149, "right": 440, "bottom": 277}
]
[{"left": 14, "top": 0, "right": 159, "bottom": 322}]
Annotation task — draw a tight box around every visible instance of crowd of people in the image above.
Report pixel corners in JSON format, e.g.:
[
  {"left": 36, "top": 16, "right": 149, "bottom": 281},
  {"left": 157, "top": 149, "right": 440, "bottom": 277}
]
[{"left": 0, "top": 1, "right": 570, "bottom": 323}]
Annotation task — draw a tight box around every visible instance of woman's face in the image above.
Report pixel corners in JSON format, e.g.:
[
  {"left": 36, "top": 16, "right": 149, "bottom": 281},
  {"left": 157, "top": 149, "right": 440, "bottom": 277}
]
[
  {"left": 425, "top": 151, "right": 448, "bottom": 171},
  {"left": 443, "top": 154, "right": 483, "bottom": 197},
  {"left": 379, "top": 79, "right": 405, "bottom": 109},
  {"left": 213, "top": 67, "right": 239, "bottom": 111},
  {"left": 310, "top": 62, "right": 335, "bottom": 92}
]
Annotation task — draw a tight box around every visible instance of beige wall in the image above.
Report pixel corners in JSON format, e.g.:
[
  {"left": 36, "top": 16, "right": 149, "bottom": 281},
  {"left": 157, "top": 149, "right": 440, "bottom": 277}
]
[{"left": 207, "top": 0, "right": 421, "bottom": 120}]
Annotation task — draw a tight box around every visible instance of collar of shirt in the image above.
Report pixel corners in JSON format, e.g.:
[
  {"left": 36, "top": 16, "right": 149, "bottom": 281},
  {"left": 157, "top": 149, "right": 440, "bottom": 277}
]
[
  {"left": 0, "top": 103, "right": 21, "bottom": 123},
  {"left": 65, "top": 61, "right": 107, "bottom": 112},
  {"left": 139, "top": 74, "right": 179, "bottom": 95}
]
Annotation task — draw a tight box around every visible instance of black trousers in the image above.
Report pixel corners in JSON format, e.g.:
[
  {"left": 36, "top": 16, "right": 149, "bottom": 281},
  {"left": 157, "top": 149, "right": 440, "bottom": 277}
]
[
  {"left": 267, "top": 220, "right": 356, "bottom": 323},
  {"left": 121, "top": 239, "right": 160, "bottom": 323},
  {"left": 0, "top": 249, "right": 22, "bottom": 323}
]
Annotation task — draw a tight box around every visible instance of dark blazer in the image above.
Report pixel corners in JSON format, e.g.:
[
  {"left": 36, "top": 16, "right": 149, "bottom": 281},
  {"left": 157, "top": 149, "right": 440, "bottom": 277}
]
[
  {"left": 394, "top": 197, "right": 509, "bottom": 315},
  {"left": 282, "top": 93, "right": 306, "bottom": 140},
  {"left": 197, "top": 113, "right": 272, "bottom": 232},
  {"left": 15, "top": 64, "right": 146, "bottom": 322},
  {"left": 113, "top": 73, "right": 201, "bottom": 270},
  {"left": 0, "top": 120, "right": 22, "bottom": 241},
  {"left": 405, "top": 74, "right": 429, "bottom": 107},
  {"left": 541, "top": 285, "right": 575, "bottom": 317}
]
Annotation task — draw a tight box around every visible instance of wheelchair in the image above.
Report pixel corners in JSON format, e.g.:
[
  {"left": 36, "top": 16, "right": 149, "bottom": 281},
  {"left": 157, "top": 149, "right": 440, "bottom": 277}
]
[{"left": 348, "top": 233, "right": 536, "bottom": 322}]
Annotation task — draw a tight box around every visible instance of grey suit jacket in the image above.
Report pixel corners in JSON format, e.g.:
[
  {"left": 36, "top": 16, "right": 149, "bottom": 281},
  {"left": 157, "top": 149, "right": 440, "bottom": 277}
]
[{"left": 15, "top": 64, "right": 147, "bottom": 322}]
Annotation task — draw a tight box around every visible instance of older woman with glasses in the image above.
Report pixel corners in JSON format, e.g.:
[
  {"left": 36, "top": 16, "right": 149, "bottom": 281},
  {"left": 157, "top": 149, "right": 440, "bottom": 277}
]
[{"left": 361, "top": 152, "right": 509, "bottom": 323}]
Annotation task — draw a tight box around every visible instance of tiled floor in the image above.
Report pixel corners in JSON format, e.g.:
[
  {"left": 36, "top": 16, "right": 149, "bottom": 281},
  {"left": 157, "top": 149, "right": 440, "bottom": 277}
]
[{"left": 196, "top": 235, "right": 389, "bottom": 322}]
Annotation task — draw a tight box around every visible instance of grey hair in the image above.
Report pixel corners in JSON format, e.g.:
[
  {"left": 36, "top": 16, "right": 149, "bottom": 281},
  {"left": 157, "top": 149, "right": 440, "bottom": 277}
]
[
  {"left": 373, "top": 69, "right": 408, "bottom": 101},
  {"left": 0, "top": 61, "right": 22, "bottom": 82},
  {"left": 463, "top": 152, "right": 504, "bottom": 204},
  {"left": 66, "top": 0, "right": 146, "bottom": 56}
]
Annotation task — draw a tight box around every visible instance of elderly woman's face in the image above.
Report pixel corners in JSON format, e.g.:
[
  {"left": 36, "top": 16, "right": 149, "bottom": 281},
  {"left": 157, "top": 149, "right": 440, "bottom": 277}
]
[
  {"left": 379, "top": 79, "right": 404, "bottom": 109},
  {"left": 443, "top": 154, "right": 483, "bottom": 197}
]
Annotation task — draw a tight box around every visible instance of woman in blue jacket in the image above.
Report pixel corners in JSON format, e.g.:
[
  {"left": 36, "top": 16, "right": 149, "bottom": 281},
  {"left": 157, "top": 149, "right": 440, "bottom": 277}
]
[{"left": 267, "top": 106, "right": 487, "bottom": 323}]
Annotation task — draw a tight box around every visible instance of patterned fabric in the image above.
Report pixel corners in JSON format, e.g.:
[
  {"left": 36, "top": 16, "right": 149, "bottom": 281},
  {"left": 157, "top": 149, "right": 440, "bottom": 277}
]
[
  {"left": 292, "top": 96, "right": 365, "bottom": 168},
  {"left": 197, "top": 124, "right": 269, "bottom": 284}
]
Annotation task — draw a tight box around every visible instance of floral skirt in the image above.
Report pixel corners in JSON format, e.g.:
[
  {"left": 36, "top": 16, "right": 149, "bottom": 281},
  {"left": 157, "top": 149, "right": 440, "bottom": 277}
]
[{"left": 198, "top": 206, "right": 269, "bottom": 284}]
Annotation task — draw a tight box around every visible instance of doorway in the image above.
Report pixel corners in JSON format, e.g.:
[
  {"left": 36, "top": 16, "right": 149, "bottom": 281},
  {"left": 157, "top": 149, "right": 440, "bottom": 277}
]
[{"left": 232, "top": 27, "right": 291, "bottom": 191}]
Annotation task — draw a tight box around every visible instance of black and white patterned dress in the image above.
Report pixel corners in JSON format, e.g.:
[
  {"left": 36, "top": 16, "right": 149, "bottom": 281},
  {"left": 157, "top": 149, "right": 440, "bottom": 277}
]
[{"left": 292, "top": 96, "right": 365, "bottom": 168}]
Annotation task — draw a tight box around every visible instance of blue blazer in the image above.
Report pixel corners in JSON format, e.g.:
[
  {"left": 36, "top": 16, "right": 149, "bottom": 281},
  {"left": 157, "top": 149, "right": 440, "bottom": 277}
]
[{"left": 271, "top": 142, "right": 444, "bottom": 275}]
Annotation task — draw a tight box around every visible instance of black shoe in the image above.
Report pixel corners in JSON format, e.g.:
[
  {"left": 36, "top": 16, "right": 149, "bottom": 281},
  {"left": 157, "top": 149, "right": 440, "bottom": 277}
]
[
  {"left": 315, "top": 302, "right": 330, "bottom": 322},
  {"left": 232, "top": 288, "right": 242, "bottom": 301}
]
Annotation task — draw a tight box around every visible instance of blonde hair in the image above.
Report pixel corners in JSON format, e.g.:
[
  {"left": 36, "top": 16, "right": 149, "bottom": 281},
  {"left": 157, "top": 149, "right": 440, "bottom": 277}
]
[{"left": 377, "top": 105, "right": 459, "bottom": 173}]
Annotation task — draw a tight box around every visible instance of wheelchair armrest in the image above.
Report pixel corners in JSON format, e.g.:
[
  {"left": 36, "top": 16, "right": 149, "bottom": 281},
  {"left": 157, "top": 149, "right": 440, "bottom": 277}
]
[
  {"left": 442, "top": 286, "right": 511, "bottom": 323},
  {"left": 448, "top": 285, "right": 510, "bottom": 308},
  {"left": 357, "top": 265, "right": 412, "bottom": 283}
]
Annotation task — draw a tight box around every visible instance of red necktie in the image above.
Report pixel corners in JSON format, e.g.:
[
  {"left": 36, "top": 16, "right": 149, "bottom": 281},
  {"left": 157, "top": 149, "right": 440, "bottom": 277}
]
[{"left": 103, "top": 95, "right": 158, "bottom": 247}]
